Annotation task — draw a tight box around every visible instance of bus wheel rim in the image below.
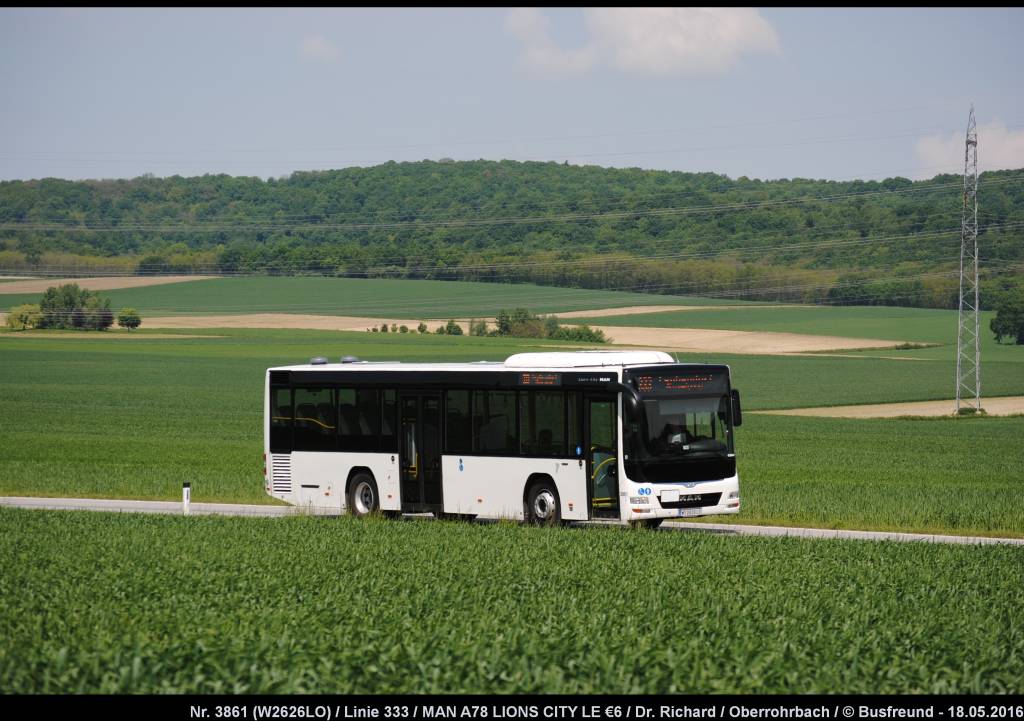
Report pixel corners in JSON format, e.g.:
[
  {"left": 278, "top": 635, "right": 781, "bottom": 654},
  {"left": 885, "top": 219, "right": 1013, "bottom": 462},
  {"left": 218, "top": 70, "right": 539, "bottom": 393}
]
[
  {"left": 355, "top": 482, "right": 374, "bottom": 514},
  {"left": 533, "top": 490, "right": 556, "bottom": 520}
]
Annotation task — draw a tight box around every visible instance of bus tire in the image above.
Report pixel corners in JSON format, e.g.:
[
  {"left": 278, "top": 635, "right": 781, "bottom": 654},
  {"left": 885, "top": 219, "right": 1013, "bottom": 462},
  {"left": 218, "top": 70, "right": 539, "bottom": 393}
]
[
  {"left": 630, "top": 518, "right": 664, "bottom": 530},
  {"left": 526, "top": 479, "right": 562, "bottom": 527},
  {"left": 347, "top": 473, "right": 380, "bottom": 518}
]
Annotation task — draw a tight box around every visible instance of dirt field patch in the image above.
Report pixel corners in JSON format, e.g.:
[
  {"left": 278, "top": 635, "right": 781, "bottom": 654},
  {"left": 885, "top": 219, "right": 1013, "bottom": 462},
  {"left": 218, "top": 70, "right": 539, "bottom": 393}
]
[
  {"left": 555, "top": 304, "right": 803, "bottom": 319},
  {"left": 0, "top": 275, "right": 219, "bottom": 294},
  {"left": 586, "top": 325, "right": 907, "bottom": 354},
  {"left": 136, "top": 313, "right": 908, "bottom": 355},
  {"left": 555, "top": 305, "right": 703, "bottom": 318},
  {"left": 753, "top": 396, "right": 1024, "bottom": 418}
]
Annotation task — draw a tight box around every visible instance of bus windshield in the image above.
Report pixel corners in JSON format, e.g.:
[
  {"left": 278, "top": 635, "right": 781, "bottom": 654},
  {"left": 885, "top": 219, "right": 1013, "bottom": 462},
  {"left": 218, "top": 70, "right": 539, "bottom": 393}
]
[
  {"left": 640, "top": 395, "right": 732, "bottom": 457},
  {"left": 624, "top": 366, "right": 736, "bottom": 483}
]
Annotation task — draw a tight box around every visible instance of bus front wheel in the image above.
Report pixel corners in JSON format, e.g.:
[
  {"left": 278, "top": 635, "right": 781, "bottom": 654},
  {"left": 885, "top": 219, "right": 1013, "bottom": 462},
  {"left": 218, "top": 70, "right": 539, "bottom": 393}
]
[
  {"left": 347, "top": 473, "right": 380, "bottom": 518},
  {"left": 526, "top": 480, "right": 562, "bottom": 527}
]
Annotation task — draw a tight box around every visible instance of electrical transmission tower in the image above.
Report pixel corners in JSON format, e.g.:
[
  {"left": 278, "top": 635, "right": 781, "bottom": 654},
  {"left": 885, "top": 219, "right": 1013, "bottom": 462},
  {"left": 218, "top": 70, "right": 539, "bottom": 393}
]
[{"left": 955, "top": 105, "right": 980, "bottom": 413}]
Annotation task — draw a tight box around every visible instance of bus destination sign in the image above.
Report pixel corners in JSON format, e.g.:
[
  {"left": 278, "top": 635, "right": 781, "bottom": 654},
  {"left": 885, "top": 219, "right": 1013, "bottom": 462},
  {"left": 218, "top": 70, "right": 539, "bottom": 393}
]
[
  {"left": 519, "top": 372, "right": 562, "bottom": 386},
  {"left": 635, "top": 373, "right": 722, "bottom": 394}
]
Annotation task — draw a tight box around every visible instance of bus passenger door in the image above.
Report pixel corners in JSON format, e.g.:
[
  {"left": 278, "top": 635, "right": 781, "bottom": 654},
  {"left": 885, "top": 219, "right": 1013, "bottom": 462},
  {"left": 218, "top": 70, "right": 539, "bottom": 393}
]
[
  {"left": 399, "top": 393, "right": 442, "bottom": 512},
  {"left": 586, "top": 396, "right": 619, "bottom": 518}
]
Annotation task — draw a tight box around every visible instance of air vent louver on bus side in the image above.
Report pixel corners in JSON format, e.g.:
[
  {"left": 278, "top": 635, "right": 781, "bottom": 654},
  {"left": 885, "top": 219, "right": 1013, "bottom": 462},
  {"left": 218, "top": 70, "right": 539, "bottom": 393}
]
[{"left": 270, "top": 454, "right": 292, "bottom": 494}]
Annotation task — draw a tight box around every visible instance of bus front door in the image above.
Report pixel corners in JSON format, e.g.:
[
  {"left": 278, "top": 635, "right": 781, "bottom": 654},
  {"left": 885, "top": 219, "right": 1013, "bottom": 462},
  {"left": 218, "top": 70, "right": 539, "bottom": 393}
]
[
  {"left": 586, "top": 396, "right": 619, "bottom": 518},
  {"left": 399, "top": 393, "right": 442, "bottom": 512}
]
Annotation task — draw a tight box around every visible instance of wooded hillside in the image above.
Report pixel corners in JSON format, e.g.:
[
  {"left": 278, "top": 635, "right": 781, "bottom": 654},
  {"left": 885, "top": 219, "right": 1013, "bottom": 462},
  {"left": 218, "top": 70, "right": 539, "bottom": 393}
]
[{"left": 1, "top": 161, "right": 1021, "bottom": 307}]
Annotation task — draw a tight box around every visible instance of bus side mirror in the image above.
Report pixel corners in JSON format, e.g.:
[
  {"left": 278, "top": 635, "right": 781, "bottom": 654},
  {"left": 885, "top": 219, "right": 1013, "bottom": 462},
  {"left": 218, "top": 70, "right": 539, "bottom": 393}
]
[{"left": 731, "top": 389, "right": 743, "bottom": 427}]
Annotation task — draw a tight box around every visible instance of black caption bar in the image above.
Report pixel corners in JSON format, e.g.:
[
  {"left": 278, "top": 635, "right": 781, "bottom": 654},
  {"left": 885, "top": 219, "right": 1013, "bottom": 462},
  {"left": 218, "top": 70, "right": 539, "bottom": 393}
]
[{"left": 4, "top": 695, "right": 1023, "bottom": 721}]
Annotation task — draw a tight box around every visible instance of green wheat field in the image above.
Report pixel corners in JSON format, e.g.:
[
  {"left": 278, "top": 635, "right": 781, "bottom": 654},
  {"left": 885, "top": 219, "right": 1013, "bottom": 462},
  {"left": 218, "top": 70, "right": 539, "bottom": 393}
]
[{"left": 1, "top": 277, "right": 1023, "bottom": 693}]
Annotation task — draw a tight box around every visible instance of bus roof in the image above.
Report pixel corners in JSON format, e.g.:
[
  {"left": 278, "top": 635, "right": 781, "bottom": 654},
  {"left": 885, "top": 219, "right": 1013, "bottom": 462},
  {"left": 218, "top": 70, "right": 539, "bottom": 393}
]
[{"left": 269, "top": 350, "right": 680, "bottom": 373}]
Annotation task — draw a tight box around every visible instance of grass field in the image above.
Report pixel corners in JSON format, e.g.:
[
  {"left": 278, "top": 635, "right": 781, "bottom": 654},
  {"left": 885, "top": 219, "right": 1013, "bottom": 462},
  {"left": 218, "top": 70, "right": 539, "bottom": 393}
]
[
  {"left": 0, "top": 276, "right": 742, "bottom": 317},
  {"left": 2, "top": 328, "right": 1022, "bottom": 536},
  {"left": 580, "top": 305, "right": 977, "bottom": 341},
  {"left": 1, "top": 508, "right": 1021, "bottom": 694}
]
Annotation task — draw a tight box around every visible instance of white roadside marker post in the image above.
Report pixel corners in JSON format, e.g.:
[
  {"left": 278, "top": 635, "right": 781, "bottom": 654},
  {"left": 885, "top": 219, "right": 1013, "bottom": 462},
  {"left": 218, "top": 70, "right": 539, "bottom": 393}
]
[{"left": 183, "top": 481, "right": 191, "bottom": 516}]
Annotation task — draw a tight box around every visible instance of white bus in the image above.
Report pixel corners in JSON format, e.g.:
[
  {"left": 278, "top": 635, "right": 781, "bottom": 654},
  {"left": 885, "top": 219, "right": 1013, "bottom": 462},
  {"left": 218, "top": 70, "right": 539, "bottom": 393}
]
[{"left": 264, "top": 350, "right": 742, "bottom": 527}]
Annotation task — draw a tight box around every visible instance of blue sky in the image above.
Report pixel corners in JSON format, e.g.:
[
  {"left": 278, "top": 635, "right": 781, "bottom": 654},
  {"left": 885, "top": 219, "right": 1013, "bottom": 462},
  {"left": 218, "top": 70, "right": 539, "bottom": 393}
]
[{"left": 1, "top": 7, "right": 1022, "bottom": 182}]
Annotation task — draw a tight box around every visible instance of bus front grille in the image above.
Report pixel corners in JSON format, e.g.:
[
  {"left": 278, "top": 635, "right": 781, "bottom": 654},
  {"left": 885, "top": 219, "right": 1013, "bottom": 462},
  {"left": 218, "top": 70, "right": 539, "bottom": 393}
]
[
  {"left": 270, "top": 454, "right": 292, "bottom": 494},
  {"left": 659, "top": 492, "right": 721, "bottom": 510}
]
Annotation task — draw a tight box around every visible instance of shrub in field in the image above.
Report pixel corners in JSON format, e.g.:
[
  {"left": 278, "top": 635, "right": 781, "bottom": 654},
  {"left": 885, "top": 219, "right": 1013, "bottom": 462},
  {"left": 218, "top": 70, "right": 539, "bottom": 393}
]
[
  {"left": 445, "top": 319, "right": 463, "bottom": 336},
  {"left": 38, "top": 284, "right": 113, "bottom": 330},
  {"left": 5, "top": 304, "right": 41, "bottom": 330},
  {"left": 491, "top": 308, "right": 608, "bottom": 343},
  {"left": 550, "top": 325, "right": 608, "bottom": 343},
  {"left": 469, "top": 319, "right": 488, "bottom": 336},
  {"left": 116, "top": 308, "right": 142, "bottom": 330},
  {"left": 417, "top": 322, "right": 428, "bottom": 334}
]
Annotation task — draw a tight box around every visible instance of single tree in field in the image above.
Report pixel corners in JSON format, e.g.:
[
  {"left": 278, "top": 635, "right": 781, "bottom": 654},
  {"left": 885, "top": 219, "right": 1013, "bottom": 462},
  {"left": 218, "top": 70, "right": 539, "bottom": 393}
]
[
  {"left": 991, "top": 290, "right": 1024, "bottom": 345},
  {"left": 445, "top": 319, "right": 463, "bottom": 336},
  {"left": 117, "top": 308, "right": 142, "bottom": 330},
  {"left": 5, "top": 304, "right": 41, "bottom": 330},
  {"left": 417, "top": 322, "right": 428, "bottom": 334}
]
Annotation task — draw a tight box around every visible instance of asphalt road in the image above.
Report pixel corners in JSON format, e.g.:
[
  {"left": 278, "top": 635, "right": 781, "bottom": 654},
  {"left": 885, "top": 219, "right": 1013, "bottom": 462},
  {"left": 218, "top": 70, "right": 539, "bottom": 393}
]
[{"left": 3, "top": 496, "right": 1021, "bottom": 546}]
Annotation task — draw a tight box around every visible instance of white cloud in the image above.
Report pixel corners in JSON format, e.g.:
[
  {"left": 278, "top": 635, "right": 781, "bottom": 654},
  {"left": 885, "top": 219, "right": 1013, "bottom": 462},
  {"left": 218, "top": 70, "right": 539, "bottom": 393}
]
[
  {"left": 914, "top": 120, "right": 1024, "bottom": 179},
  {"left": 503, "top": 7, "right": 596, "bottom": 74},
  {"left": 300, "top": 35, "right": 341, "bottom": 64},
  {"left": 504, "top": 7, "right": 779, "bottom": 76},
  {"left": 586, "top": 7, "right": 779, "bottom": 75}
]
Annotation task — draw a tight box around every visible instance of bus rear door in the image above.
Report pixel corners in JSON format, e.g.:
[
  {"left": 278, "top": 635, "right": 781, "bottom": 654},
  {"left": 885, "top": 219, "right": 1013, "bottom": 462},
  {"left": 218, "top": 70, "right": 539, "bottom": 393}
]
[{"left": 398, "top": 392, "right": 442, "bottom": 512}]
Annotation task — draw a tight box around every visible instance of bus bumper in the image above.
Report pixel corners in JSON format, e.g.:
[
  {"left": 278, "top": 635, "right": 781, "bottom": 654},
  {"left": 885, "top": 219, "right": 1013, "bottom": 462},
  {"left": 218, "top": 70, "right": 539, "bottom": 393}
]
[{"left": 623, "top": 474, "right": 740, "bottom": 521}]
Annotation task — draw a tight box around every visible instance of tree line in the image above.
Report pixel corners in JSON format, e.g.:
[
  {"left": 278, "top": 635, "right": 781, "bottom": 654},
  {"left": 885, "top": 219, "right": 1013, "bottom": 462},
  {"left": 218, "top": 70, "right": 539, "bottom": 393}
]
[{"left": 1, "top": 160, "right": 1022, "bottom": 308}]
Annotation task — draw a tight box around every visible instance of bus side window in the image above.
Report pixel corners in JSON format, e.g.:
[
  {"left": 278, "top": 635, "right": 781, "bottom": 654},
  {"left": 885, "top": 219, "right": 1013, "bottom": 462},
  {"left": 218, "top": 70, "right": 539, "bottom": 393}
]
[
  {"left": 520, "top": 391, "right": 565, "bottom": 457},
  {"left": 339, "top": 388, "right": 380, "bottom": 452},
  {"left": 293, "top": 387, "right": 336, "bottom": 452},
  {"left": 567, "top": 393, "right": 581, "bottom": 456},
  {"left": 445, "top": 390, "right": 472, "bottom": 453},
  {"left": 380, "top": 389, "right": 397, "bottom": 453},
  {"left": 270, "top": 386, "right": 292, "bottom": 453},
  {"left": 473, "top": 390, "right": 516, "bottom": 454}
]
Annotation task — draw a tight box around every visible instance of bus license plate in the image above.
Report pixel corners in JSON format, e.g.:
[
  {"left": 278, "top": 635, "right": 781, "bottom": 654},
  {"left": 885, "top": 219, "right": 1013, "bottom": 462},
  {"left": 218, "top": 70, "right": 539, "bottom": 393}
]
[{"left": 677, "top": 507, "right": 701, "bottom": 517}]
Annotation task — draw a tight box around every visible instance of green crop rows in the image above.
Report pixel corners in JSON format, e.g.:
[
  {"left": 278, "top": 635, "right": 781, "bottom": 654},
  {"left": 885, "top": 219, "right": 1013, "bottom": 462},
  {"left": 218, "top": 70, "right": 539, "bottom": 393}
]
[
  {"left": 2, "top": 328, "right": 1022, "bottom": 536},
  {"left": 1, "top": 508, "right": 1022, "bottom": 694}
]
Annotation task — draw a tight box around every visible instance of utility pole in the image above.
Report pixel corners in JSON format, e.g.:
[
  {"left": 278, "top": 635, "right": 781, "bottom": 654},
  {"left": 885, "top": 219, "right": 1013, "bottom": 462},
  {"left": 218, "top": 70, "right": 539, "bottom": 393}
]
[{"left": 955, "top": 105, "right": 981, "bottom": 413}]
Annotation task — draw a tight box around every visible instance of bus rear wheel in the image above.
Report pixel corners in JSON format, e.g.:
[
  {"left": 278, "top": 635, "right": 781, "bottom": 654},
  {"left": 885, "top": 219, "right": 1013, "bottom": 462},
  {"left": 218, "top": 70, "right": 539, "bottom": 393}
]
[
  {"left": 347, "top": 473, "right": 380, "bottom": 518},
  {"left": 526, "top": 480, "right": 562, "bottom": 527}
]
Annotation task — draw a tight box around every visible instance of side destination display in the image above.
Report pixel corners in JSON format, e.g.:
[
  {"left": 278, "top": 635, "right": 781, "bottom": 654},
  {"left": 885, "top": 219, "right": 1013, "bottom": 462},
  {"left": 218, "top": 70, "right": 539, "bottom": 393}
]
[{"left": 518, "top": 372, "right": 561, "bottom": 386}]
